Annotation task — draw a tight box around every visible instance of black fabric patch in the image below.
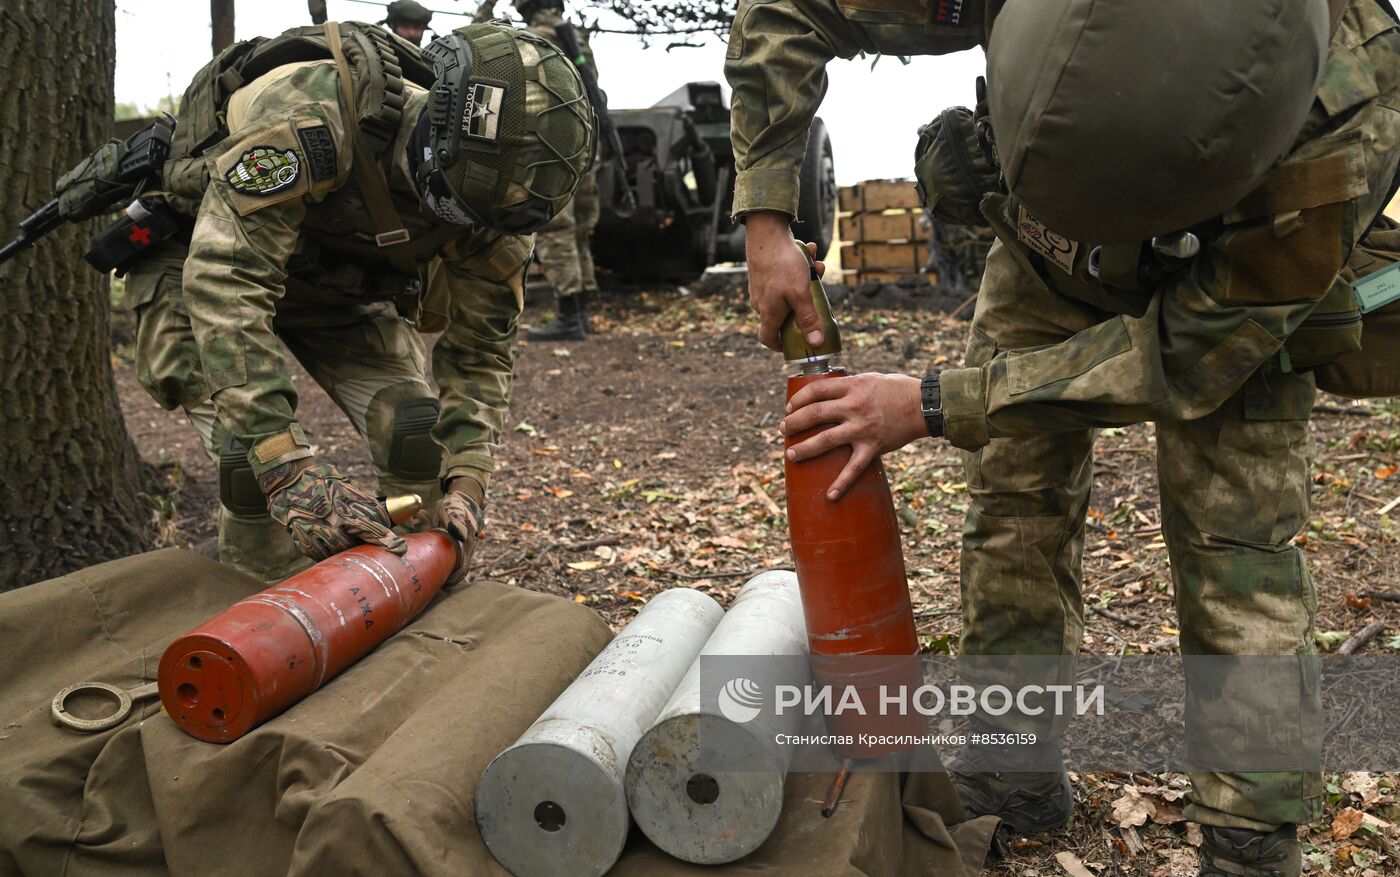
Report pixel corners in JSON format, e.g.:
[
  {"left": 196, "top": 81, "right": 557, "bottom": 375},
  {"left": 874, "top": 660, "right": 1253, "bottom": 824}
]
[
  {"left": 933, "top": 0, "right": 965, "bottom": 25},
  {"left": 297, "top": 125, "right": 338, "bottom": 181}
]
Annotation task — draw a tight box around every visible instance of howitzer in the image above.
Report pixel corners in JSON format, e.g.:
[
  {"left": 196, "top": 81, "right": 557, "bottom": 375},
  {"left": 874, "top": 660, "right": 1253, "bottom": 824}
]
[
  {"left": 552, "top": 21, "right": 636, "bottom": 211},
  {"left": 0, "top": 115, "right": 174, "bottom": 266}
]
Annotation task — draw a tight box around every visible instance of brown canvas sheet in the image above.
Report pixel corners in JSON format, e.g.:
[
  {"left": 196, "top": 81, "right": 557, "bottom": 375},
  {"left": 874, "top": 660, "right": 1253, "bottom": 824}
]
[{"left": 0, "top": 549, "right": 994, "bottom": 876}]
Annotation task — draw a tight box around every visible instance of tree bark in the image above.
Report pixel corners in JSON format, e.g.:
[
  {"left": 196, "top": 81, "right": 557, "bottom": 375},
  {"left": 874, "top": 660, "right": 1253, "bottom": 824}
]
[
  {"left": 0, "top": 0, "right": 153, "bottom": 589},
  {"left": 211, "top": 0, "right": 235, "bottom": 54}
]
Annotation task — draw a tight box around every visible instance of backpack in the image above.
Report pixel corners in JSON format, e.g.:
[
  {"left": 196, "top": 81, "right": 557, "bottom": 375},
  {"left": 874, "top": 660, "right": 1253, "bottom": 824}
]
[{"left": 161, "top": 21, "right": 435, "bottom": 202}]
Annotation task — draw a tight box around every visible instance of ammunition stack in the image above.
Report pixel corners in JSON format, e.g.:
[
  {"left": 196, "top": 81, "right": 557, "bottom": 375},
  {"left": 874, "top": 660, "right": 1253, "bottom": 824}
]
[{"left": 836, "top": 179, "right": 934, "bottom": 286}]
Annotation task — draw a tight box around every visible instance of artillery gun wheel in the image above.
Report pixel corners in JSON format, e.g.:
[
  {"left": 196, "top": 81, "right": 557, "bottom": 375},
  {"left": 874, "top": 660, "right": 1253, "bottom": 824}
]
[{"left": 793, "top": 117, "right": 836, "bottom": 257}]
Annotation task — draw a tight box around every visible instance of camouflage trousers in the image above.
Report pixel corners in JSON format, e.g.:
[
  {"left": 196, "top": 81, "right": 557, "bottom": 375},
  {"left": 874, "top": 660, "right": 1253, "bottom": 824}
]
[
  {"left": 125, "top": 241, "right": 443, "bottom": 583},
  {"left": 533, "top": 167, "right": 599, "bottom": 300},
  {"left": 959, "top": 243, "right": 1321, "bottom": 832}
]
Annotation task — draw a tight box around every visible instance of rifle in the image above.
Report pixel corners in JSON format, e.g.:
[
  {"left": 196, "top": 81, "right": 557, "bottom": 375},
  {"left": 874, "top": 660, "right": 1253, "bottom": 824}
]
[
  {"left": 0, "top": 116, "right": 175, "bottom": 266},
  {"left": 552, "top": 22, "right": 636, "bottom": 211}
]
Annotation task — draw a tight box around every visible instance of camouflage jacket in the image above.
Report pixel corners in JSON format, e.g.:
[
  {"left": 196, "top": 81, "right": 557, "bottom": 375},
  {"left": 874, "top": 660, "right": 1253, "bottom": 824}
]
[
  {"left": 726, "top": 0, "right": 1400, "bottom": 450},
  {"left": 183, "top": 59, "right": 531, "bottom": 492},
  {"left": 726, "top": 0, "right": 986, "bottom": 220}
]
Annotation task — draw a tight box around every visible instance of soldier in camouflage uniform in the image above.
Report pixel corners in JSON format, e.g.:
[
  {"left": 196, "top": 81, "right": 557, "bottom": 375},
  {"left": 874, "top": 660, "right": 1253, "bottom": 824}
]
[
  {"left": 728, "top": 0, "right": 1400, "bottom": 874},
  {"left": 125, "top": 21, "right": 593, "bottom": 582},
  {"left": 515, "top": 0, "right": 602, "bottom": 342}
]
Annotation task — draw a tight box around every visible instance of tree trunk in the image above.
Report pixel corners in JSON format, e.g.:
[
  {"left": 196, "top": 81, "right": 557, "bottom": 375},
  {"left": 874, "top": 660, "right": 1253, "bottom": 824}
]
[
  {"left": 0, "top": 0, "right": 153, "bottom": 590},
  {"left": 211, "top": 0, "right": 235, "bottom": 54}
]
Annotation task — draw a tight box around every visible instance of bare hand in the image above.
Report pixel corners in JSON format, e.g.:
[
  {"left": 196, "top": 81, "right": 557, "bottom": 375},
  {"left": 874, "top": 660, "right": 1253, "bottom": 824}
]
[
  {"left": 744, "top": 211, "right": 827, "bottom": 352},
  {"left": 781, "top": 373, "right": 927, "bottom": 500}
]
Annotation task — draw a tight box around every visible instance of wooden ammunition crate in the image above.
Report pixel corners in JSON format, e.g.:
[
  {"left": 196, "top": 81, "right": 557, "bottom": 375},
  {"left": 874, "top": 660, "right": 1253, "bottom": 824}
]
[
  {"left": 839, "top": 270, "right": 936, "bottom": 286},
  {"left": 837, "top": 179, "right": 922, "bottom": 213},
  {"left": 839, "top": 212, "right": 930, "bottom": 244},
  {"left": 841, "top": 240, "right": 928, "bottom": 274}
]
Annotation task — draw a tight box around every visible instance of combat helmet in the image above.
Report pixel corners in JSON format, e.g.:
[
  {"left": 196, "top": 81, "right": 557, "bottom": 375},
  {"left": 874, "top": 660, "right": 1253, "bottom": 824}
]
[
  {"left": 417, "top": 22, "right": 595, "bottom": 234},
  {"left": 386, "top": 0, "right": 433, "bottom": 27},
  {"left": 987, "top": 0, "right": 1330, "bottom": 243}
]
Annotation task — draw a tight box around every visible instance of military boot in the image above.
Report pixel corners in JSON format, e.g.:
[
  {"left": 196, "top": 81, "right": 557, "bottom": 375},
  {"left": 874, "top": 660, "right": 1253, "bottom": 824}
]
[
  {"left": 1198, "top": 825, "right": 1300, "bottom": 877},
  {"left": 579, "top": 289, "right": 595, "bottom": 333},
  {"left": 524, "top": 292, "right": 585, "bottom": 341},
  {"left": 948, "top": 730, "right": 1073, "bottom": 835}
]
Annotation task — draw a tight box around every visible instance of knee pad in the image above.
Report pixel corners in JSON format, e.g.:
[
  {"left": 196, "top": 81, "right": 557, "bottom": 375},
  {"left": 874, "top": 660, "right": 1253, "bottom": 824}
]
[
  {"left": 388, "top": 397, "right": 444, "bottom": 481},
  {"left": 216, "top": 428, "right": 267, "bottom": 517}
]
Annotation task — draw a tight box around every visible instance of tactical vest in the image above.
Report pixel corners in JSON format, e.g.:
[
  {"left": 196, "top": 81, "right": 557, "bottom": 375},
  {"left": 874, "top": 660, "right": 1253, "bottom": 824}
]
[{"left": 163, "top": 21, "right": 435, "bottom": 203}]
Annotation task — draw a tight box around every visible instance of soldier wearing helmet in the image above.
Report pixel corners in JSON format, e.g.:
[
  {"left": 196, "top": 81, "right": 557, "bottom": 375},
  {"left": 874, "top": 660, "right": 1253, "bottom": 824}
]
[
  {"left": 121, "top": 20, "right": 594, "bottom": 583},
  {"left": 383, "top": 0, "right": 433, "bottom": 46},
  {"left": 512, "top": 0, "right": 604, "bottom": 341},
  {"left": 728, "top": 1, "right": 1400, "bottom": 875}
]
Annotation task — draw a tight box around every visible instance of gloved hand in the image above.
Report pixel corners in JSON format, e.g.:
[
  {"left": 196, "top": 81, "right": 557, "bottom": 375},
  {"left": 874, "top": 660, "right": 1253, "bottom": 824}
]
[
  {"left": 262, "top": 460, "right": 407, "bottom": 561},
  {"left": 433, "top": 479, "right": 486, "bottom": 575}
]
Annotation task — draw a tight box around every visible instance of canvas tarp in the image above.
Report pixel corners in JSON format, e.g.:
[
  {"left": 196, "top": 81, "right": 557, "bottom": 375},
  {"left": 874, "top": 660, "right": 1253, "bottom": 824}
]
[{"left": 0, "top": 549, "right": 995, "bottom": 876}]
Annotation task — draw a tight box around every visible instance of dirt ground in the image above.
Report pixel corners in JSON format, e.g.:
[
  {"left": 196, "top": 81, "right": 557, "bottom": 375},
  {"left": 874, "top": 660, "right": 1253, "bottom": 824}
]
[{"left": 113, "top": 275, "right": 1400, "bottom": 876}]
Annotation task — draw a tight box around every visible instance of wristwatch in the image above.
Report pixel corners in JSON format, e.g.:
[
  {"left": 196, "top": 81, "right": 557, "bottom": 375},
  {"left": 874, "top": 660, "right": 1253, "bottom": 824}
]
[{"left": 920, "top": 373, "right": 945, "bottom": 438}]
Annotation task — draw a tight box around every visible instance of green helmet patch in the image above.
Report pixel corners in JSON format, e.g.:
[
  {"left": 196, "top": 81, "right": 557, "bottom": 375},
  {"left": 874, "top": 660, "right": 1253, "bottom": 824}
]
[
  {"left": 987, "top": 0, "right": 1330, "bottom": 243},
  {"left": 225, "top": 146, "right": 301, "bottom": 196},
  {"left": 419, "top": 23, "right": 595, "bottom": 235}
]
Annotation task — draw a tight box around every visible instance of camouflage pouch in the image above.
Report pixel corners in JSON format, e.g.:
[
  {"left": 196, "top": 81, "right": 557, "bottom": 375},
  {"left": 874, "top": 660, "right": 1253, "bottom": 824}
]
[
  {"left": 1314, "top": 217, "right": 1400, "bottom": 398},
  {"left": 263, "top": 462, "right": 406, "bottom": 561},
  {"left": 914, "top": 96, "right": 1001, "bottom": 227}
]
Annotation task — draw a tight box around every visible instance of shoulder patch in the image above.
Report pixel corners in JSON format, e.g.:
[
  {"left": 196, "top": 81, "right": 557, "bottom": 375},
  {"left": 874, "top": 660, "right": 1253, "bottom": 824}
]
[
  {"left": 225, "top": 146, "right": 301, "bottom": 196},
  {"left": 1017, "top": 205, "right": 1079, "bottom": 275},
  {"left": 462, "top": 83, "right": 505, "bottom": 142},
  {"left": 296, "top": 125, "right": 338, "bottom": 181}
]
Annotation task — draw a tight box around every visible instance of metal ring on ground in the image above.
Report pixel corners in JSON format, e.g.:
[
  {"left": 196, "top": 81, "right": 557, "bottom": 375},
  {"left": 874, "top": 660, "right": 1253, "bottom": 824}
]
[{"left": 51, "top": 682, "right": 134, "bottom": 732}]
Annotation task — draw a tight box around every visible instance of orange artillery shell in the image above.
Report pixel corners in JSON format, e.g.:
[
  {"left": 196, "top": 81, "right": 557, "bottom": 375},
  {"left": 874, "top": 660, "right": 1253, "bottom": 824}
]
[
  {"left": 157, "top": 531, "right": 457, "bottom": 743},
  {"left": 784, "top": 369, "right": 925, "bottom": 756}
]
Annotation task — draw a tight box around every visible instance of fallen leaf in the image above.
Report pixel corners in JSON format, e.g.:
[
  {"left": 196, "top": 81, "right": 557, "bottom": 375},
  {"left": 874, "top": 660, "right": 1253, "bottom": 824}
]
[
  {"left": 1314, "top": 630, "right": 1349, "bottom": 651},
  {"left": 1342, "top": 772, "right": 1382, "bottom": 806},
  {"left": 1333, "top": 806, "right": 1364, "bottom": 840},
  {"left": 613, "top": 458, "right": 622, "bottom": 469},
  {"left": 520, "top": 523, "right": 536, "bottom": 532},
  {"left": 1185, "top": 823, "right": 1204, "bottom": 847},
  {"left": 709, "top": 536, "right": 748, "bottom": 549},
  {"left": 552, "top": 347, "right": 572, "bottom": 357},
  {"left": 1346, "top": 592, "right": 1374, "bottom": 611},
  {"left": 514, "top": 421, "right": 537, "bottom": 436},
  {"left": 566, "top": 560, "right": 601, "bottom": 571},
  {"left": 1054, "top": 850, "right": 1095, "bottom": 877},
  {"left": 545, "top": 486, "right": 574, "bottom": 499},
  {"left": 573, "top": 594, "right": 588, "bottom": 603},
  {"left": 1161, "top": 624, "right": 1180, "bottom": 636},
  {"left": 1376, "top": 465, "right": 1396, "bottom": 480},
  {"left": 1111, "top": 785, "right": 1155, "bottom": 829}
]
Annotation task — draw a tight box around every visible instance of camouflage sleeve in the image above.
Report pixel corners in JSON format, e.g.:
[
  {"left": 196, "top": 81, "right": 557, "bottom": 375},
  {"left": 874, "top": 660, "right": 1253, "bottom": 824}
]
[
  {"left": 725, "top": 0, "right": 982, "bottom": 219},
  {"left": 182, "top": 63, "right": 351, "bottom": 477},
  {"left": 429, "top": 232, "right": 533, "bottom": 498}
]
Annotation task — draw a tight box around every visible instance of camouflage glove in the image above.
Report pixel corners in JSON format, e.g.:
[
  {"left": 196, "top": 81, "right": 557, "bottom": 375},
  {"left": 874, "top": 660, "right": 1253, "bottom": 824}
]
[
  {"left": 433, "top": 483, "right": 485, "bottom": 576},
  {"left": 261, "top": 460, "right": 407, "bottom": 561}
]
